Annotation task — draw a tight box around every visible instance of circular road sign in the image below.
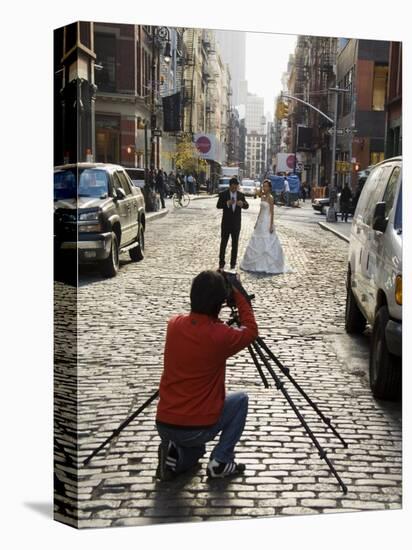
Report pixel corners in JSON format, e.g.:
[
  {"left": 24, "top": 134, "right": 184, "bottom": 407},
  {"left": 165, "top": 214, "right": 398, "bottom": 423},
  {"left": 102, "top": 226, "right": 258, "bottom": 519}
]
[
  {"left": 195, "top": 135, "right": 212, "bottom": 154},
  {"left": 286, "top": 154, "right": 295, "bottom": 169}
]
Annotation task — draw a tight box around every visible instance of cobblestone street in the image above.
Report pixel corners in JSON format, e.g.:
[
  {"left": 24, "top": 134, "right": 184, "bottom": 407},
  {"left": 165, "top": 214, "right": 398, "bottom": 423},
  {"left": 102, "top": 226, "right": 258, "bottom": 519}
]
[{"left": 54, "top": 198, "right": 402, "bottom": 528}]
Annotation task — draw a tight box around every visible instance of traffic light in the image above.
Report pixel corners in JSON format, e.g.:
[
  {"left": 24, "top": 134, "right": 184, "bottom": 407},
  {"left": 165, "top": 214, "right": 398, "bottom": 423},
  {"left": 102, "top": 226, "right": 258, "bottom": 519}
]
[
  {"left": 354, "top": 162, "right": 360, "bottom": 171},
  {"left": 276, "top": 102, "right": 289, "bottom": 120}
]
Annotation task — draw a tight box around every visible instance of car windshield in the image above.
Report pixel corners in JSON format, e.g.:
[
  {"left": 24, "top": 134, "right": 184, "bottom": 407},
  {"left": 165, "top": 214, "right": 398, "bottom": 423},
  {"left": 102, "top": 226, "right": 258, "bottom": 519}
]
[
  {"left": 54, "top": 168, "right": 109, "bottom": 200},
  {"left": 242, "top": 181, "right": 254, "bottom": 187},
  {"left": 394, "top": 183, "right": 402, "bottom": 231}
]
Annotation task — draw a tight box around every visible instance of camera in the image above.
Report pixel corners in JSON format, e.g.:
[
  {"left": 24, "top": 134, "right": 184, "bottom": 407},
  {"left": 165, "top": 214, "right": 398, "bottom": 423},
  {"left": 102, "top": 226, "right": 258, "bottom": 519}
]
[{"left": 220, "top": 270, "right": 253, "bottom": 306}]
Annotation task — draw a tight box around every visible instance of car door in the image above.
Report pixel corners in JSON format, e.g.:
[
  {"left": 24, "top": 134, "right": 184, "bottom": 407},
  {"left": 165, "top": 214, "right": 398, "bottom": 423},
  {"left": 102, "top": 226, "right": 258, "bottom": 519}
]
[
  {"left": 350, "top": 166, "right": 382, "bottom": 317},
  {"left": 120, "top": 170, "right": 139, "bottom": 241},
  {"left": 367, "top": 164, "right": 402, "bottom": 319},
  {"left": 117, "top": 170, "right": 138, "bottom": 245},
  {"left": 112, "top": 171, "right": 132, "bottom": 246},
  {"left": 360, "top": 164, "right": 392, "bottom": 320}
]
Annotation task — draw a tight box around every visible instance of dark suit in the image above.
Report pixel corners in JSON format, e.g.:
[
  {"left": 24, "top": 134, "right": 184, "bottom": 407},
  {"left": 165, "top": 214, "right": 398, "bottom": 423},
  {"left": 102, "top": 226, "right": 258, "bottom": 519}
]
[{"left": 217, "top": 190, "right": 249, "bottom": 268}]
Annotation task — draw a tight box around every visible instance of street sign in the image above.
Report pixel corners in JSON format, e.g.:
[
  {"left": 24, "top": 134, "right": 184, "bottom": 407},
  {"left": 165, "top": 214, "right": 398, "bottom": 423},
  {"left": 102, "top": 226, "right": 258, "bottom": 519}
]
[
  {"left": 327, "top": 127, "right": 357, "bottom": 135},
  {"left": 152, "top": 129, "right": 162, "bottom": 137},
  {"left": 296, "top": 161, "right": 304, "bottom": 171}
]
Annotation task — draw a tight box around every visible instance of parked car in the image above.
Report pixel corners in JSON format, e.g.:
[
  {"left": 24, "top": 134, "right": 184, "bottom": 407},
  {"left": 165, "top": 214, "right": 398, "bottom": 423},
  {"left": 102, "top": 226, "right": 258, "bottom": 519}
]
[
  {"left": 312, "top": 196, "right": 329, "bottom": 213},
  {"left": 54, "top": 163, "right": 146, "bottom": 278},
  {"left": 345, "top": 156, "right": 402, "bottom": 400},
  {"left": 240, "top": 178, "right": 257, "bottom": 198},
  {"left": 125, "top": 167, "right": 145, "bottom": 189},
  {"left": 218, "top": 176, "right": 231, "bottom": 193}
]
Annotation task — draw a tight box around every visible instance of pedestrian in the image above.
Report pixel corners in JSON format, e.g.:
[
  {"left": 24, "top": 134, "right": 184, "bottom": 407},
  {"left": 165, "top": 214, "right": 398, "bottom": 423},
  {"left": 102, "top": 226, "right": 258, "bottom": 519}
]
[
  {"left": 155, "top": 270, "right": 258, "bottom": 480},
  {"left": 187, "top": 173, "right": 195, "bottom": 195},
  {"left": 283, "top": 173, "right": 290, "bottom": 206},
  {"left": 155, "top": 169, "right": 166, "bottom": 209},
  {"left": 217, "top": 177, "right": 249, "bottom": 270},
  {"left": 340, "top": 181, "right": 353, "bottom": 222},
  {"left": 301, "top": 185, "right": 307, "bottom": 203},
  {"left": 168, "top": 171, "right": 176, "bottom": 198}
]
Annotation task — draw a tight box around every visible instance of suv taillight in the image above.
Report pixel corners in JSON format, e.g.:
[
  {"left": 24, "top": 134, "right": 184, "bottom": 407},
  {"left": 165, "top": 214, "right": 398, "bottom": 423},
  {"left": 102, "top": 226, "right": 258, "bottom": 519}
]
[{"left": 395, "top": 275, "right": 402, "bottom": 305}]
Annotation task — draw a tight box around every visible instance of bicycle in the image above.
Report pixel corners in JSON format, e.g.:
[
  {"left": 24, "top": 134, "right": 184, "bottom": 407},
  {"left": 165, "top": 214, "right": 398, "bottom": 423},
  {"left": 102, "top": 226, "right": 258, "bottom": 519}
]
[{"left": 172, "top": 190, "right": 191, "bottom": 208}]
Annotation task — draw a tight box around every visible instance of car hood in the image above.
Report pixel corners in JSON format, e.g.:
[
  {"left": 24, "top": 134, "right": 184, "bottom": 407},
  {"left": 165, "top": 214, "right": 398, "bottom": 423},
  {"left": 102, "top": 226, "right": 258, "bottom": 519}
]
[{"left": 54, "top": 196, "right": 111, "bottom": 210}]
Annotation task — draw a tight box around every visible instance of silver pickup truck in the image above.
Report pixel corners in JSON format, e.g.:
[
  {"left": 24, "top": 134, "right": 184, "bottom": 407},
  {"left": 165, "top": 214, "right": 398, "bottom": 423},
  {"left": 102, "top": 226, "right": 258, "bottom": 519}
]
[{"left": 54, "top": 163, "right": 146, "bottom": 277}]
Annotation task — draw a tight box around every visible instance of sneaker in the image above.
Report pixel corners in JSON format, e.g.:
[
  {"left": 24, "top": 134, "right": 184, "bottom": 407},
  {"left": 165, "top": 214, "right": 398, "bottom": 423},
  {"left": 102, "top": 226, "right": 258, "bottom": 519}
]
[
  {"left": 156, "top": 440, "right": 178, "bottom": 481},
  {"left": 206, "top": 458, "right": 246, "bottom": 478}
]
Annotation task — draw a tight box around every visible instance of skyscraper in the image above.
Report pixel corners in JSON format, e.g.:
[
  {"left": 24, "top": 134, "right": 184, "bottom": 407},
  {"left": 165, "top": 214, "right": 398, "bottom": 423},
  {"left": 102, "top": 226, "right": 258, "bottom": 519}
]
[{"left": 214, "top": 29, "right": 246, "bottom": 107}]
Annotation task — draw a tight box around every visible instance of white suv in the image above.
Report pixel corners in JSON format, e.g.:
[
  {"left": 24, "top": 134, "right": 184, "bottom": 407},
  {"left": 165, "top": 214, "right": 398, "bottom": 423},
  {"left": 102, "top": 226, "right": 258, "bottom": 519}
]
[{"left": 345, "top": 157, "right": 402, "bottom": 400}]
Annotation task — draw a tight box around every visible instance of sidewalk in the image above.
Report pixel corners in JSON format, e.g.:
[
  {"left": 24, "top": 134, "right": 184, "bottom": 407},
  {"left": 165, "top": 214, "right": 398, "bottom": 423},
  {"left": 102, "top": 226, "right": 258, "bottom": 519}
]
[
  {"left": 146, "top": 193, "right": 218, "bottom": 223},
  {"left": 318, "top": 218, "right": 351, "bottom": 242}
]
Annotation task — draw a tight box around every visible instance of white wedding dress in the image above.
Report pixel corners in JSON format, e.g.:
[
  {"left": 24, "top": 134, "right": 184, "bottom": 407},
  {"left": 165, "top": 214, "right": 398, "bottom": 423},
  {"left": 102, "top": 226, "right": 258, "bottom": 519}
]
[{"left": 240, "top": 200, "right": 290, "bottom": 274}]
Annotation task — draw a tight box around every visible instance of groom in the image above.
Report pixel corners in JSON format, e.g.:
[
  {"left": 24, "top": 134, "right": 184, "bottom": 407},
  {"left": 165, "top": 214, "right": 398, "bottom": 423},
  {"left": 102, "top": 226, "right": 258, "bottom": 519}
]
[{"left": 217, "top": 177, "right": 249, "bottom": 270}]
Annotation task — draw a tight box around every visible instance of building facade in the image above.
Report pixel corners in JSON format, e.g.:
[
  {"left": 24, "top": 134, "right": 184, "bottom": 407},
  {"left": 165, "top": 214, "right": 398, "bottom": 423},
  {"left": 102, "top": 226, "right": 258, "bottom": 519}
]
[
  {"left": 336, "top": 38, "right": 389, "bottom": 188},
  {"left": 385, "top": 41, "right": 402, "bottom": 158},
  {"left": 214, "top": 30, "right": 246, "bottom": 107}
]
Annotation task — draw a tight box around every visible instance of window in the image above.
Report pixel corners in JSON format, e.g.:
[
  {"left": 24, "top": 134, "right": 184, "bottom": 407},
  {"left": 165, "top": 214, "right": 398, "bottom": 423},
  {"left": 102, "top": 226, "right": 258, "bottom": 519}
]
[
  {"left": 117, "top": 171, "right": 133, "bottom": 195},
  {"left": 364, "top": 166, "right": 391, "bottom": 226},
  {"left": 394, "top": 184, "right": 402, "bottom": 230},
  {"left": 370, "top": 152, "right": 385, "bottom": 166},
  {"left": 382, "top": 166, "right": 401, "bottom": 218},
  {"left": 78, "top": 169, "right": 109, "bottom": 198},
  {"left": 372, "top": 65, "right": 388, "bottom": 111},
  {"left": 95, "top": 33, "right": 116, "bottom": 92}
]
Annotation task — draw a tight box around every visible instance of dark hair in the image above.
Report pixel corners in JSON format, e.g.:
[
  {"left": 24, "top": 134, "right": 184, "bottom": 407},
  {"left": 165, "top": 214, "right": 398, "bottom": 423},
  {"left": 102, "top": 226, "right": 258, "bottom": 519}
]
[
  {"left": 190, "top": 270, "right": 228, "bottom": 317},
  {"left": 229, "top": 177, "right": 239, "bottom": 185}
]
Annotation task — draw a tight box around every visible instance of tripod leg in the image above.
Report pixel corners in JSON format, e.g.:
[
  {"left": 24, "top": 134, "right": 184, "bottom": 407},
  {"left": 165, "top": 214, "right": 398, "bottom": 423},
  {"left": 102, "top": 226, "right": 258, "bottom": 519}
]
[
  {"left": 83, "top": 390, "right": 159, "bottom": 466},
  {"left": 248, "top": 345, "right": 270, "bottom": 388},
  {"left": 252, "top": 341, "right": 348, "bottom": 494},
  {"left": 256, "top": 337, "right": 348, "bottom": 449}
]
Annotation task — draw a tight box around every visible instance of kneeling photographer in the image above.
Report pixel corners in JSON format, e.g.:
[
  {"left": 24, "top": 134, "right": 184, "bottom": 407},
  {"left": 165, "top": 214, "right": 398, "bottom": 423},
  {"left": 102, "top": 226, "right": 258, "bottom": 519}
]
[{"left": 155, "top": 270, "right": 258, "bottom": 480}]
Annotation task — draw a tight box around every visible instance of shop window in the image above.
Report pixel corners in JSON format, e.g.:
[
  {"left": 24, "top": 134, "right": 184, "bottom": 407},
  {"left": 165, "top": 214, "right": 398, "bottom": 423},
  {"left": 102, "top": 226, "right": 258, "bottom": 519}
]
[{"left": 372, "top": 65, "right": 388, "bottom": 111}]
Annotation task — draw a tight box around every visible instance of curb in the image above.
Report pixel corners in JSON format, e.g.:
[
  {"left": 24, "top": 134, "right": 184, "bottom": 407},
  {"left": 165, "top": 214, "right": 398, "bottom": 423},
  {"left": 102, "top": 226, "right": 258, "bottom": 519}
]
[
  {"left": 318, "top": 222, "right": 350, "bottom": 243},
  {"left": 146, "top": 195, "right": 218, "bottom": 223},
  {"left": 146, "top": 209, "right": 169, "bottom": 222}
]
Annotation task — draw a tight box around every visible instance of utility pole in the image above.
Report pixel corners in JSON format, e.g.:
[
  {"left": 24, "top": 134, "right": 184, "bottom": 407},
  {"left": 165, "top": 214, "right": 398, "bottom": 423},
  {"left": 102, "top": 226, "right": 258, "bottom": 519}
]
[{"left": 326, "top": 87, "right": 351, "bottom": 222}]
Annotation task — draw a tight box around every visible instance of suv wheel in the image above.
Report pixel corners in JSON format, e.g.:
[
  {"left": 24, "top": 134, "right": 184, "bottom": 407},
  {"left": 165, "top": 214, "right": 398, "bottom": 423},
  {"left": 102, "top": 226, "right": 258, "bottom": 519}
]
[
  {"left": 101, "top": 232, "right": 119, "bottom": 277},
  {"left": 130, "top": 226, "right": 144, "bottom": 262},
  {"left": 345, "top": 269, "right": 366, "bottom": 334},
  {"left": 369, "top": 305, "right": 401, "bottom": 400}
]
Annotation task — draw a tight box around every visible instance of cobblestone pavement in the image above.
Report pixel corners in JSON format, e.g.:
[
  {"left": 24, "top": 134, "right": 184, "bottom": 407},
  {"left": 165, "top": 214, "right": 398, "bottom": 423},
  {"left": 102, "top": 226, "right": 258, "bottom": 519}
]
[{"left": 54, "top": 199, "right": 402, "bottom": 528}]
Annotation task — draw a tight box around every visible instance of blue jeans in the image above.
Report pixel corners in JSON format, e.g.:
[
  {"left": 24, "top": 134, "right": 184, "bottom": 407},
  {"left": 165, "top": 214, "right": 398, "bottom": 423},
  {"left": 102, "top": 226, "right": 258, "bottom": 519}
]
[{"left": 156, "top": 392, "right": 248, "bottom": 473}]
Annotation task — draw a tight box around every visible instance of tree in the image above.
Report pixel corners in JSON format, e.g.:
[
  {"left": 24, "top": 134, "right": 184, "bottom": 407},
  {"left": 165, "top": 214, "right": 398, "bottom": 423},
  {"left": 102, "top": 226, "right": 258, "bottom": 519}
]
[{"left": 166, "top": 133, "right": 208, "bottom": 173}]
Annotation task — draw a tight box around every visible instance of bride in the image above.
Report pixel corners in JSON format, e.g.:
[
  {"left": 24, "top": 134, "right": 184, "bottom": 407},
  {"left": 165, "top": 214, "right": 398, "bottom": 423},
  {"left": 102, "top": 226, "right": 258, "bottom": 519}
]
[{"left": 240, "top": 179, "right": 290, "bottom": 274}]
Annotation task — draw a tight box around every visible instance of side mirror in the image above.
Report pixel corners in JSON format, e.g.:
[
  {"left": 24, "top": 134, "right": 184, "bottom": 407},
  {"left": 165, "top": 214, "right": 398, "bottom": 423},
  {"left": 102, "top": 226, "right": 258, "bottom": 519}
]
[
  {"left": 116, "top": 187, "right": 126, "bottom": 200},
  {"left": 372, "top": 202, "right": 387, "bottom": 232}
]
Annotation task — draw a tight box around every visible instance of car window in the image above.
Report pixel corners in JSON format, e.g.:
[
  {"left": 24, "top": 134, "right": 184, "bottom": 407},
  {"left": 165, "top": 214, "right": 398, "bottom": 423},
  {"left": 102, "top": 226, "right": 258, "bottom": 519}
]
[
  {"left": 382, "top": 166, "right": 401, "bottom": 218},
  {"left": 116, "top": 171, "right": 133, "bottom": 195},
  {"left": 54, "top": 169, "right": 76, "bottom": 200},
  {"left": 78, "top": 169, "right": 109, "bottom": 198},
  {"left": 363, "top": 166, "right": 392, "bottom": 226},
  {"left": 354, "top": 166, "right": 382, "bottom": 222},
  {"left": 394, "top": 183, "right": 402, "bottom": 230},
  {"left": 112, "top": 172, "right": 123, "bottom": 193}
]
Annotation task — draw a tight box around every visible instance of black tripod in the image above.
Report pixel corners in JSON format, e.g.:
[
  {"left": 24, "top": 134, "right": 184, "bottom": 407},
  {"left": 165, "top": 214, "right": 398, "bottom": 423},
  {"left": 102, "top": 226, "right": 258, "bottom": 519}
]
[
  {"left": 227, "top": 304, "right": 348, "bottom": 494},
  {"left": 84, "top": 302, "right": 348, "bottom": 494}
]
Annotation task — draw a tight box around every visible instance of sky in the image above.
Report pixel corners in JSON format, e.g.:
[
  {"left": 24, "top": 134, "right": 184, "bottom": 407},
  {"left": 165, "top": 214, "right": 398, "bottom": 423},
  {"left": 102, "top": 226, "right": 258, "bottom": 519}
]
[{"left": 245, "top": 31, "right": 297, "bottom": 118}]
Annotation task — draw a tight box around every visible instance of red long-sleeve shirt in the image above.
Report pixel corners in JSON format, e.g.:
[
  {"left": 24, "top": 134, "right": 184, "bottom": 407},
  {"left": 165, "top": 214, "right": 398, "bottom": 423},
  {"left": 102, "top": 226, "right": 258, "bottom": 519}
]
[{"left": 156, "top": 290, "right": 258, "bottom": 427}]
